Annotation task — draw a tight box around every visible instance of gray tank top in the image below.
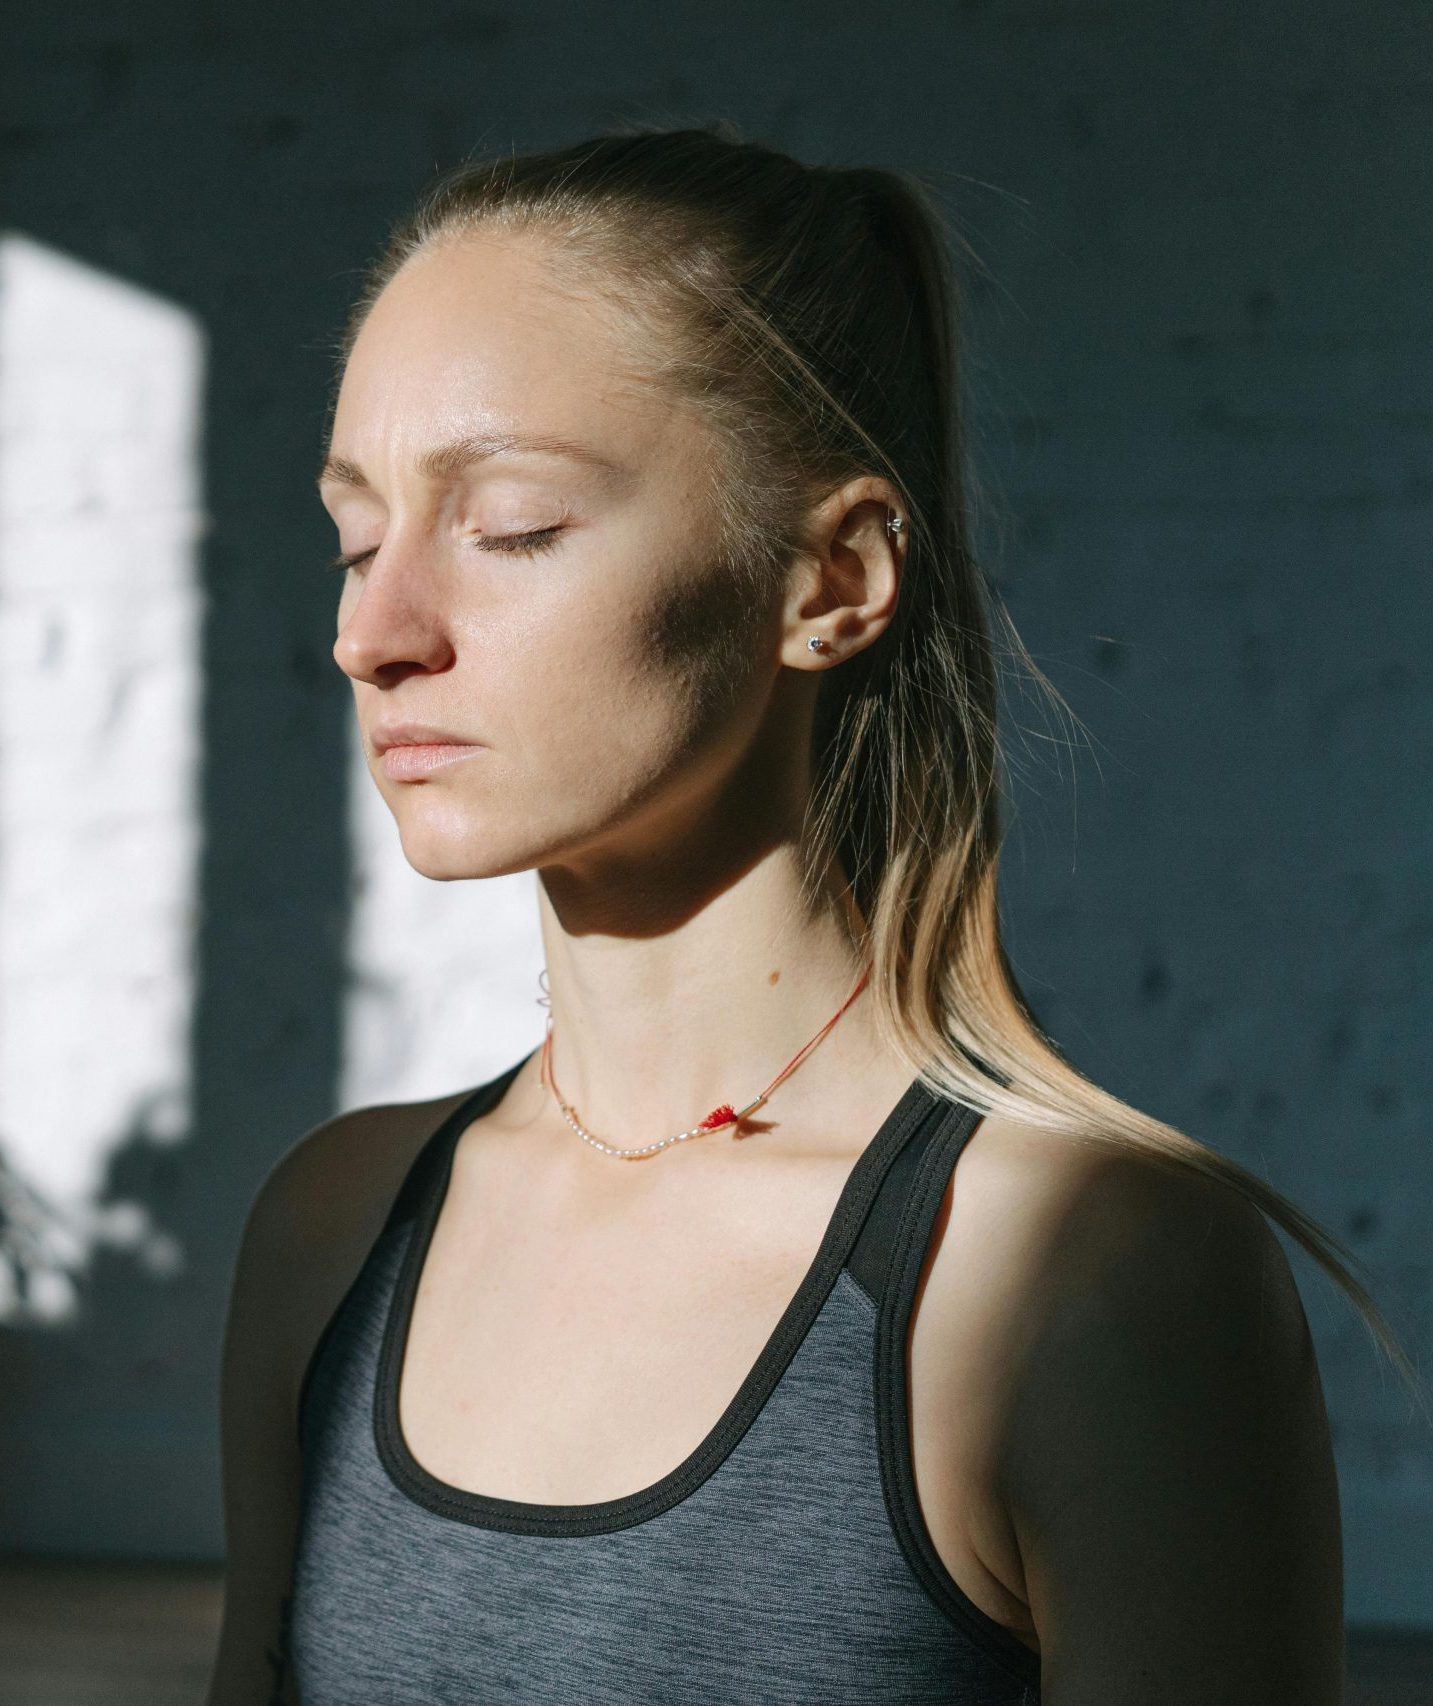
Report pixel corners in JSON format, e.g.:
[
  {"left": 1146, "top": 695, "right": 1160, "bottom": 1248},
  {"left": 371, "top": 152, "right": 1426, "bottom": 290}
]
[{"left": 284, "top": 1055, "right": 1042, "bottom": 1704}]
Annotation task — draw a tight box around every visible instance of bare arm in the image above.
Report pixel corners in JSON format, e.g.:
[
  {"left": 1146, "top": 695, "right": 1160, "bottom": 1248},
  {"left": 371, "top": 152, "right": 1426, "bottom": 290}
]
[
  {"left": 204, "top": 1086, "right": 476, "bottom": 1705},
  {"left": 205, "top": 1135, "right": 311, "bottom": 1706},
  {"left": 1000, "top": 1154, "right": 1345, "bottom": 1704}
]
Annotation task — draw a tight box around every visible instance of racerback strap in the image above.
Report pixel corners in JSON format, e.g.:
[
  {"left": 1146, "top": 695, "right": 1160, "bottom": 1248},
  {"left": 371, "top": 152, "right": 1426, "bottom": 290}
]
[{"left": 843, "top": 1087, "right": 983, "bottom": 1310}]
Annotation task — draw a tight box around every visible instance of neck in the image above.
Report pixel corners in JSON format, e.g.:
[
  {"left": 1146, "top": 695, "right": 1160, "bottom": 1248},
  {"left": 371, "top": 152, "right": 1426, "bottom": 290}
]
[{"left": 525, "top": 845, "right": 884, "bottom": 1147}]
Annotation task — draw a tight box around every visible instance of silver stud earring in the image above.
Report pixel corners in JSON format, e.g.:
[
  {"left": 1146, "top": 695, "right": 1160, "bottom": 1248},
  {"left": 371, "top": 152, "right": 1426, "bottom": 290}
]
[
  {"left": 807, "top": 636, "right": 826, "bottom": 653},
  {"left": 887, "top": 514, "right": 905, "bottom": 537}
]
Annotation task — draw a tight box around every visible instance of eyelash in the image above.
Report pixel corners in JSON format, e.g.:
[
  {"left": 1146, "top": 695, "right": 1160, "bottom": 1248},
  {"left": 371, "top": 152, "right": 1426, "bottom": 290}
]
[{"left": 325, "top": 527, "right": 565, "bottom": 574}]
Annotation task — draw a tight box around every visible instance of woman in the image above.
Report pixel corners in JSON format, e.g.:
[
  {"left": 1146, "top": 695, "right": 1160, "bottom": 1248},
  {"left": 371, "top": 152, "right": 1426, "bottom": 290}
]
[{"left": 207, "top": 124, "right": 1419, "bottom": 1705}]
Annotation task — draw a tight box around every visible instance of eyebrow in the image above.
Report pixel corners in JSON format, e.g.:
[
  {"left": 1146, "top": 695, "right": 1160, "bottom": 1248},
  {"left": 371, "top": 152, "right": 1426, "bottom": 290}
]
[{"left": 316, "top": 431, "right": 626, "bottom": 490}]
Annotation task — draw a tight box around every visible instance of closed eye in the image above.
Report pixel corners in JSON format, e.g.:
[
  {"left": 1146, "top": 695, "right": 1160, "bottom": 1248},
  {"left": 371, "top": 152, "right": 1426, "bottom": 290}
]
[{"left": 325, "top": 527, "right": 566, "bottom": 574}]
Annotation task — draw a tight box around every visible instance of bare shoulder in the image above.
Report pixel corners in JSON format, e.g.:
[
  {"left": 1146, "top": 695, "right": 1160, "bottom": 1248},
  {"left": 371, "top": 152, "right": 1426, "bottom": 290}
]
[
  {"left": 248, "top": 1083, "right": 478, "bottom": 1247},
  {"left": 923, "top": 1105, "right": 1319, "bottom": 1483},
  {"left": 240, "top": 1083, "right": 480, "bottom": 1413},
  {"left": 943, "top": 1108, "right": 1301, "bottom": 1338},
  {"left": 918, "top": 1108, "right": 1342, "bottom": 1701}
]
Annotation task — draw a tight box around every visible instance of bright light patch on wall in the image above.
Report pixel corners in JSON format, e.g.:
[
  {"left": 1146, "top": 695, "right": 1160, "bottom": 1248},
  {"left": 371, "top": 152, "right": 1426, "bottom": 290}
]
[
  {"left": 0, "top": 233, "right": 205, "bottom": 1324},
  {"left": 341, "top": 739, "right": 545, "bottom": 1111}
]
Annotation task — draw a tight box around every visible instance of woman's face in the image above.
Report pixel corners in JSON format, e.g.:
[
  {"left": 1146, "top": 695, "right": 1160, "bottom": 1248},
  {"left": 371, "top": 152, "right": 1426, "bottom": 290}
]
[{"left": 319, "top": 229, "right": 793, "bottom": 888}]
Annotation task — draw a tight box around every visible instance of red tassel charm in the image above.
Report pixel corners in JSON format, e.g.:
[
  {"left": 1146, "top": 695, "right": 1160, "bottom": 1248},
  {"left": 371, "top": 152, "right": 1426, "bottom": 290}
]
[{"left": 537, "top": 961, "right": 872, "bottom": 1160}]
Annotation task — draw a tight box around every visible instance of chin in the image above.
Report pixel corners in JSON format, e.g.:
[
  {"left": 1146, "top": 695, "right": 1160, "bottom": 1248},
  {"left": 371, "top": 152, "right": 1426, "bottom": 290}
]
[{"left": 387, "top": 804, "right": 534, "bottom": 883}]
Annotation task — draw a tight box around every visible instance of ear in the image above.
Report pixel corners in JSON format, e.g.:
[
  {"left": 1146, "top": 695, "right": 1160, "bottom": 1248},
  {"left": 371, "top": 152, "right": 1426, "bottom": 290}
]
[{"left": 778, "top": 476, "right": 906, "bottom": 673}]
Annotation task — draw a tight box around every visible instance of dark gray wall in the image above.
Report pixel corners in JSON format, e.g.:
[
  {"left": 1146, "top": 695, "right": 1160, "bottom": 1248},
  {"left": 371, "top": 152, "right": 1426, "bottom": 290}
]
[{"left": 0, "top": 0, "right": 1427, "bottom": 1630}]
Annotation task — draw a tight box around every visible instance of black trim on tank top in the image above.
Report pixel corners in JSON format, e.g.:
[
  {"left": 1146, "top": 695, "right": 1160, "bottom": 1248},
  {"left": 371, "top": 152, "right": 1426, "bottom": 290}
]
[
  {"left": 843, "top": 1093, "right": 963, "bottom": 1309},
  {"left": 294, "top": 1056, "right": 533, "bottom": 1449},
  {"left": 870, "top": 1106, "right": 1043, "bottom": 1693},
  {"left": 371, "top": 1064, "right": 948, "bottom": 1538}
]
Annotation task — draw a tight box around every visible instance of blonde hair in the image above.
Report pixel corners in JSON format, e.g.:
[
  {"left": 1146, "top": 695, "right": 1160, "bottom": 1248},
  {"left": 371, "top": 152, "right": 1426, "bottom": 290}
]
[{"left": 330, "top": 121, "right": 1424, "bottom": 1410}]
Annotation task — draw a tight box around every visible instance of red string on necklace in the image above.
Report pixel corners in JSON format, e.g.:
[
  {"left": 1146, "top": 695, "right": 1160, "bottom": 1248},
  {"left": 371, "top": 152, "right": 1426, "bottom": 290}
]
[{"left": 539, "top": 960, "right": 874, "bottom": 1144}]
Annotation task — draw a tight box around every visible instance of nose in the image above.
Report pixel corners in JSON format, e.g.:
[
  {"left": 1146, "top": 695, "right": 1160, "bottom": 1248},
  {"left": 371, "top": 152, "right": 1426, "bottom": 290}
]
[{"left": 331, "top": 543, "right": 458, "bottom": 685}]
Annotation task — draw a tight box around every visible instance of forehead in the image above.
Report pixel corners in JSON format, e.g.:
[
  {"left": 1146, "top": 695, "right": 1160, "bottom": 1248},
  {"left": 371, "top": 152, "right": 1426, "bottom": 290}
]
[{"left": 331, "top": 230, "right": 662, "bottom": 459}]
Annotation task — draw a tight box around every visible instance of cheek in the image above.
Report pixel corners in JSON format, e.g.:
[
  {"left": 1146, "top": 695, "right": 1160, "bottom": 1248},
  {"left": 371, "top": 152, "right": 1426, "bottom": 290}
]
[
  {"left": 484, "top": 560, "right": 765, "bottom": 797},
  {"left": 499, "top": 616, "right": 694, "bottom": 784}
]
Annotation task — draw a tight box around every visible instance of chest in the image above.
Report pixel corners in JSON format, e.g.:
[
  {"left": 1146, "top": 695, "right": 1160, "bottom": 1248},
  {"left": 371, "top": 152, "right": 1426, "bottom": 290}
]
[
  {"left": 393, "top": 1129, "right": 1036, "bottom": 1655},
  {"left": 398, "top": 1138, "right": 844, "bottom": 1501}
]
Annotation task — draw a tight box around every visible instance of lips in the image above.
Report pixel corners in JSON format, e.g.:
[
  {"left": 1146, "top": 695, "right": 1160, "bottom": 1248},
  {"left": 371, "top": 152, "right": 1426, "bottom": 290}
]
[
  {"left": 372, "top": 721, "right": 482, "bottom": 754},
  {"left": 379, "top": 742, "right": 483, "bottom": 782}
]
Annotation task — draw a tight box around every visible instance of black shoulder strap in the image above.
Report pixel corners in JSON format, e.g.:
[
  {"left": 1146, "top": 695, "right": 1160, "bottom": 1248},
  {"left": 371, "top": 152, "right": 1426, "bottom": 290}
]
[
  {"left": 382, "top": 1052, "right": 532, "bottom": 1233},
  {"left": 867, "top": 1093, "right": 1043, "bottom": 1691},
  {"left": 844, "top": 1088, "right": 983, "bottom": 1308}
]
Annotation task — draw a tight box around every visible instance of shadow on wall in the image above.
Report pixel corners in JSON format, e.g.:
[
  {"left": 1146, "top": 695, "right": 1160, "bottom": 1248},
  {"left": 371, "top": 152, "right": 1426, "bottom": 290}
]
[
  {"left": 0, "top": 222, "right": 543, "bottom": 1562},
  {"left": 0, "top": 234, "right": 203, "bottom": 1334},
  {"left": 0, "top": 221, "right": 353, "bottom": 1562}
]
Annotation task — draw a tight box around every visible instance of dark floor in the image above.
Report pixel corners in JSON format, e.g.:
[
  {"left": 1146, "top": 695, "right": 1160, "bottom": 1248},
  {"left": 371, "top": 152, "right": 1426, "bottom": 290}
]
[
  {"left": 2, "top": 1556, "right": 1430, "bottom": 1704},
  {"left": 1, "top": 1559, "right": 221, "bottom": 1706}
]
